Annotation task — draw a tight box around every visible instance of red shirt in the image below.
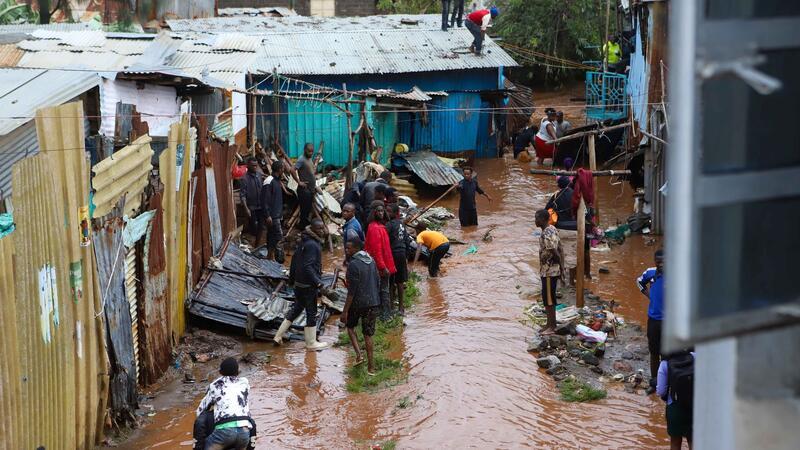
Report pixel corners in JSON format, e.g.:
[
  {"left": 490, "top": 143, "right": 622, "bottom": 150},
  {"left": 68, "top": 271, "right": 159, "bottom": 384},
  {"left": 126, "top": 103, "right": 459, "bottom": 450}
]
[
  {"left": 364, "top": 221, "right": 396, "bottom": 275},
  {"left": 467, "top": 9, "right": 490, "bottom": 25}
]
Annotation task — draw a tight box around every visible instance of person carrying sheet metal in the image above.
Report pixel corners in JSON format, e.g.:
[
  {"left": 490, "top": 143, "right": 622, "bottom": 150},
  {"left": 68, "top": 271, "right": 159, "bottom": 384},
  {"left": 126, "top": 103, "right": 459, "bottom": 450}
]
[{"left": 465, "top": 6, "right": 499, "bottom": 55}]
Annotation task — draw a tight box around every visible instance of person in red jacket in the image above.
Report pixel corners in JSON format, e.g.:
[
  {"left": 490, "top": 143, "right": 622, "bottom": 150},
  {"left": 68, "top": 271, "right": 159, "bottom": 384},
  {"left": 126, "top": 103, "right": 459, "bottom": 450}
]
[
  {"left": 364, "top": 200, "right": 397, "bottom": 319},
  {"left": 465, "top": 6, "right": 499, "bottom": 55}
]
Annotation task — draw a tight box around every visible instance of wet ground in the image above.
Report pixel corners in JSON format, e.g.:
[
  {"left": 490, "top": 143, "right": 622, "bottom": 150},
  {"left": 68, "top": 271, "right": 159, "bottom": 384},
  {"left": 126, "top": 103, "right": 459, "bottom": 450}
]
[{"left": 113, "top": 154, "right": 668, "bottom": 449}]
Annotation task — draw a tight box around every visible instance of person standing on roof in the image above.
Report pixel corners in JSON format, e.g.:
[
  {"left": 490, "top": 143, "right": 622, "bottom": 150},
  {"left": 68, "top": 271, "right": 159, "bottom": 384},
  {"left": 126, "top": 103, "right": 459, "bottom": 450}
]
[
  {"left": 450, "top": 0, "right": 465, "bottom": 28},
  {"left": 465, "top": 6, "right": 499, "bottom": 55}
]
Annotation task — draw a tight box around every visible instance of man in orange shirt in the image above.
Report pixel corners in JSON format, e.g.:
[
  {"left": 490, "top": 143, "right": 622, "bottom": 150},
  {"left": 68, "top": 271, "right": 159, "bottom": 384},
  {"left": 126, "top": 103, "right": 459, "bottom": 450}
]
[{"left": 413, "top": 224, "right": 450, "bottom": 278}]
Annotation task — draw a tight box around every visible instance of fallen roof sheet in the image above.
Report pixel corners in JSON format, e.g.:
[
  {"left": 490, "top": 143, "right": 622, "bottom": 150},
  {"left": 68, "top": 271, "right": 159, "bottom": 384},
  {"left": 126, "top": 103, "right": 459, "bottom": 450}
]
[
  {"left": 91, "top": 135, "right": 154, "bottom": 217},
  {"left": 189, "top": 242, "right": 334, "bottom": 340},
  {"left": 364, "top": 86, "right": 449, "bottom": 102},
  {"left": 398, "top": 150, "right": 464, "bottom": 186},
  {"left": 0, "top": 68, "right": 100, "bottom": 135}
]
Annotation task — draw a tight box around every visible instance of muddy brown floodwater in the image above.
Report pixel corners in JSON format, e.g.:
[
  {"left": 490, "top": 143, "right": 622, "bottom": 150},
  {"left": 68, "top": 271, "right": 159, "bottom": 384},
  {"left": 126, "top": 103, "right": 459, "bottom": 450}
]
[{"left": 116, "top": 156, "right": 668, "bottom": 449}]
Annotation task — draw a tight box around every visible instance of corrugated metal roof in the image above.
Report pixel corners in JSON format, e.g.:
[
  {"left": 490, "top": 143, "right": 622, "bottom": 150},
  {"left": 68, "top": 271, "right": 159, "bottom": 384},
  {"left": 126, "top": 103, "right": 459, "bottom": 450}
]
[
  {"left": 364, "top": 86, "right": 448, "bottom": 102},
  {"left": 16, "top": 50, "right": 139, "bottom": 71},
  {"left": 0, "top": 44, "right": 23, "bottom": 67},
  {"left": 0, "top": 22, "right": 98, "bottom": 33},
  {"left": 91, "top": 135, "right": 154, "bottom": 217},
  {"left": 167, "top": 14, "right": 443, "bottom": 34},
  {"left": 29, "top": 29, "right": 106, "bottom": 46},
  {"left": 17, "top": 37, "right": 149, "bottom": 55},
  {"left": 399, "top": 150, "right": 464, "bottom": 186},
  {"left": 251, "top": 29, "right": 516, "bottom": 75},
  {"left": 0, "top": 68, "right": 99, "bottom": 136},
  {"left": 217, "top": 7, "right": 297, "bottom": 17}
]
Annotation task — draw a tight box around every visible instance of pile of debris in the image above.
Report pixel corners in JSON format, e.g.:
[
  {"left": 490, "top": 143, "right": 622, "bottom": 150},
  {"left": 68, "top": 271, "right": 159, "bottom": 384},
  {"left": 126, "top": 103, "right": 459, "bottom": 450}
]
[
  {"left": 525, "top": 289, "right": 652, "bottom": 395},
  {"left": 188, "top": 237, "right": 338, "bottom": 341}
]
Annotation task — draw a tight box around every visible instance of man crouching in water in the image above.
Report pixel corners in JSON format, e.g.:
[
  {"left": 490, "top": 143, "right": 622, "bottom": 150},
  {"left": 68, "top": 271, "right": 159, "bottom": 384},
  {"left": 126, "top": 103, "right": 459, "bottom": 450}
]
[{"left": 195, "top": 358, "right": 255, "bottom": 450}]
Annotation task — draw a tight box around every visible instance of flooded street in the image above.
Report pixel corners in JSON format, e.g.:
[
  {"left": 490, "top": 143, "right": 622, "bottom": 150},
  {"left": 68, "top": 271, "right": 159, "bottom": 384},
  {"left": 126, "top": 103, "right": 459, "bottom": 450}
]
[{"left": 118, "top": 156, "right": 667, "bottom": 449}]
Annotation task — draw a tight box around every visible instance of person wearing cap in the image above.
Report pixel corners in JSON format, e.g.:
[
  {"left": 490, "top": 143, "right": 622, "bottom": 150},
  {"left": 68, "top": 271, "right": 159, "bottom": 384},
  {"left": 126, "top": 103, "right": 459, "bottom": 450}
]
[
  {"left": 465, "top": 6, "right": 499, "bottom": 55},
  {"left": 196, "top": 358, "right": 253, "bottom": 450}
]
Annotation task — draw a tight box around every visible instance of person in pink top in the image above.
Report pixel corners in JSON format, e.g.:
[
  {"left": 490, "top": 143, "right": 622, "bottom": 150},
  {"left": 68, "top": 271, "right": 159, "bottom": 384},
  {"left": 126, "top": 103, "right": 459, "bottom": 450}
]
[{"left": 364, "top": 200, "right": 396, "bottom": 318}]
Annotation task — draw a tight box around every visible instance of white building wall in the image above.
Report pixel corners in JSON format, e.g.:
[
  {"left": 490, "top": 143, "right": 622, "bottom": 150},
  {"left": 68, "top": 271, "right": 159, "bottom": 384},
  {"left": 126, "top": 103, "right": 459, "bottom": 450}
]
[{"left": 100, "top": 78, "right": 180, "bottom": 138}]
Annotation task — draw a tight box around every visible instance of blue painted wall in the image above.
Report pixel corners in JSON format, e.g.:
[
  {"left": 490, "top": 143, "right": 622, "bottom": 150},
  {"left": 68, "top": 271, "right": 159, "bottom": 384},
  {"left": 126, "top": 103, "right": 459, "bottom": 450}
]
[{"left": 252, "top": 68, "right": 505, "bottom": 162}]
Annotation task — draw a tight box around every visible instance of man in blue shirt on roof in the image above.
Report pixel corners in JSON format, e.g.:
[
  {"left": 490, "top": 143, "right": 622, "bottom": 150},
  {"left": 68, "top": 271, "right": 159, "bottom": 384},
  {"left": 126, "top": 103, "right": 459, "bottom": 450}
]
[{"left": 637, "top": 248, "right": 665, "bottom": 394}]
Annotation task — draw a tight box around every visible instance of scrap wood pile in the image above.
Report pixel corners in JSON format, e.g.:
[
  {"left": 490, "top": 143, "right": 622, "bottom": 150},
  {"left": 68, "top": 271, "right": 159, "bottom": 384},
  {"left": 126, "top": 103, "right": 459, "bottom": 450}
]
[
  {"left": 524, "top": 290, "right": 652, "bottom": 395},
  {"left": 188, "top": 237, "right": 341, "bottom": 340}
]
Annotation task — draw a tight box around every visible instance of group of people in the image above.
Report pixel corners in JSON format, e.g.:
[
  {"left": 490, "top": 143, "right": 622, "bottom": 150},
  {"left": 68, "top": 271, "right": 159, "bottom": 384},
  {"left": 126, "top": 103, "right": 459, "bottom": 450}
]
[
  {"left": 236, "top": 142, "right": 324, "bottom": 262},
  {"left": 534, "top": 203, "right": 692, "bottom": 448},
  {"left": 439, "top": 2, "right": 500, "bottom": 56},
  {"left": 514, "top": 109, "right": 572, "bottom": 164}
]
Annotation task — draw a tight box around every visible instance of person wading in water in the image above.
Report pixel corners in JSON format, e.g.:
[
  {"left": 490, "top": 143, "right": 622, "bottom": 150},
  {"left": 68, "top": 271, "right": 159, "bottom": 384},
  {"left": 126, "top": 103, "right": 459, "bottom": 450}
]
[{"left": 455, "top": 166, "right": 492, "bottom": 228}]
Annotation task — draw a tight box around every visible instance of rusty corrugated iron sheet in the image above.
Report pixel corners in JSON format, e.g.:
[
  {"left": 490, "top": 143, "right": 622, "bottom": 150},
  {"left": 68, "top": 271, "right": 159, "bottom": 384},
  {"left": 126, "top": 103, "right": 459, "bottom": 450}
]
[
  {"left": 124, "top": 246, "right": 140, "bottom": 383},
  {"left": 0, "top": 44, "right": 23, "bottom": 67},
  {"left": 32, "top": 101, "right": 109, "bottom": 448},
  {"left": 190, "top": 163, "right": 212, "bottom": 289},
  {"left": 210, "top": 140, "right": 237, "bottom": 241},
  {"left": 139, "top": 191, "right": 172, "bottom": 385},
  {"left": 398, "top": 150, "right": 464, "bottom": 187},
  {"left": 160, "top": 116, "right": 193, "bottom": 339},
  {"left": 93, "top": 207, "right": 137, "bottom": 424},
  {"left": 91, "top": 135, "right": 154, "bottom": 217}
]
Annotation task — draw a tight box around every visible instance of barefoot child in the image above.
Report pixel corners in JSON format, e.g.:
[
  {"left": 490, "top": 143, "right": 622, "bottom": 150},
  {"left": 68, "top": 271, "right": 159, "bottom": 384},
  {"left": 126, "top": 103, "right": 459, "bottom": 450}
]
[{"left": 535, "top": 209, "right": 564, "bottom": 334}]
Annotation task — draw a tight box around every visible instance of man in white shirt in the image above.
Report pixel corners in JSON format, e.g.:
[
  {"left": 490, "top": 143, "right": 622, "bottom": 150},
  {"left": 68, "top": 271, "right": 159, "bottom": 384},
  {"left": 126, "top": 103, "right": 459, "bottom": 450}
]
[{"left": 196, "top": 358, "right": 252, "bottom": 450}]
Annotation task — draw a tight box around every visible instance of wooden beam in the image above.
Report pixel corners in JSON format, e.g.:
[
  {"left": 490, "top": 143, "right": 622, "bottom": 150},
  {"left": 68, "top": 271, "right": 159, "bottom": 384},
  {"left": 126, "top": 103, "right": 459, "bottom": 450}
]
[
  {"left": 588, "top": 134, "right": 599, "bottom": 220},
  {"left": 545, "top": 122, "right": 630, "bottom": 145},
  {"left": 576, "top": 198, "right": 586, "bottom": 308},
  {"left": 529, "top": 169, "right": 630, "bottom": 176}
]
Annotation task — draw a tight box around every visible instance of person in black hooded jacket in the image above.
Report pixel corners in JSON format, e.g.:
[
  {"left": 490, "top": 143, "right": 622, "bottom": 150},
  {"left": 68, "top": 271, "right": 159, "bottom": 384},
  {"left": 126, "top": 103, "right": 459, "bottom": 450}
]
[{"left": 272, "top": 219, "right": 330, "bottom": 351}]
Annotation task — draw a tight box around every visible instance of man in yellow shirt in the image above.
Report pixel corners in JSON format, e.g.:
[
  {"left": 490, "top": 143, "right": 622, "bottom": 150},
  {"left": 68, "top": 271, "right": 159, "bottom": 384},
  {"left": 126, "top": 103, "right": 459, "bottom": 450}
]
[
  {"left": 412, "top": 224, "right": 450, "bottom": 278},
  {"left": 603, "top": 34, "right": 621, "bottom": 71}
]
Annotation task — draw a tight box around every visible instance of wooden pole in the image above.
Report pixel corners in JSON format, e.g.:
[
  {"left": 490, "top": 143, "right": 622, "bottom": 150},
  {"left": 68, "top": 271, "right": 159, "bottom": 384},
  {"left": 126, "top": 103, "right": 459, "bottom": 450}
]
[
  {"left": 529, "top": 169, "right": 630, "bottom": 176},
  {"left": 545, "top": 122, "right": 630, "bottom": 145},
  {"left": 248, "top": 73, "right": 255, "bottom": 155},
  {"left": 588, "top": 134, "right": 599, "bottom": 220},
  {"left": 576, "top": 198, "right": 586, "bottom": 308},
  {"left": 405, "top": 183, "right": 458, "bottom": 225},
  {"left": 272, "top": 69, "right": 280, "bottom": 150}
]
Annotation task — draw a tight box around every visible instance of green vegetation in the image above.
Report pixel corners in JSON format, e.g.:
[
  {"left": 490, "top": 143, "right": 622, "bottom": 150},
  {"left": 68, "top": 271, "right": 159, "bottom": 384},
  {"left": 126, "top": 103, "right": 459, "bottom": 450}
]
[
  {"left": 396, "top": 396, "right": 412, "bottom": 409},
  {"left": 0, "top": 0, "right": 38, "bottom": 24},
  {"left": 380, "top": 440, "right": 397, "bottom": 450},
  {"left": 337, "top": 271, "right": 421, "bottom": 393},
  {"left": 558, "top": 377, "right": 608, "bottom": 402},
  {"left": 377, "top": 0, "right": 439, "bottom": 14},
  {"left": 494, "top": 0, "right": 618, "bottom": 83}
]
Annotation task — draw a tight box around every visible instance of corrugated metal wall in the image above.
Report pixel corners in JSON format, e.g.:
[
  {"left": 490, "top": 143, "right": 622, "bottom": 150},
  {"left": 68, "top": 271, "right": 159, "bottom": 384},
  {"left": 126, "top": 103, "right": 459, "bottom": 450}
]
[
  {"left": 160, "top": 116, "right": 194, "bottom": 339},
  {"left": 398, "top": 93, "right": 483, "bottom": 154},
  {"left": 366, "top": 101, "right": 396, "bottom": 167},
  {"left": 139, "top": 192, "right": 172, "bottom": 385},
  {"left": 93, "top": 209, "right": 138, "bottom": 424},
  {"left": 0, "top": 121, "right": 38, "bottom": 203},
  {"left": 91, "top": 135, "right": 154, "bottom": 217},
  {"left": 0, "top": 234, "right": 22, "bottom": 447},
  {"left": 285, "top": 99, "right": 361, "bottom": 167},
  {"left": 33, "top": 101, "right": 108, "bottom": 449}
]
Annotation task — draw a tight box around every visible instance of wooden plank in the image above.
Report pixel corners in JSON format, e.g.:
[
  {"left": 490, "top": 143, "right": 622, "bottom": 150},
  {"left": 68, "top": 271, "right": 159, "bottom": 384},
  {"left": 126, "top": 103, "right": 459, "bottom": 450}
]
[
  {"left": 530, "top": 169, "right": 630, "bottom": 176},
  {"left": 588, "top": 134, "right": 599, "bottom": 220},
  {"left": 576, "top": 198, "right": 586, "bottom": 308}
]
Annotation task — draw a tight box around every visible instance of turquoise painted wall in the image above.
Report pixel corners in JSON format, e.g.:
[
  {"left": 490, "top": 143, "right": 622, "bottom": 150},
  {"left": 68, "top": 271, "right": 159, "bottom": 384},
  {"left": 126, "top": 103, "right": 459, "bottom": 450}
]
[{"left": 285, "top": 100, "right": 360, "bottom": 167}]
